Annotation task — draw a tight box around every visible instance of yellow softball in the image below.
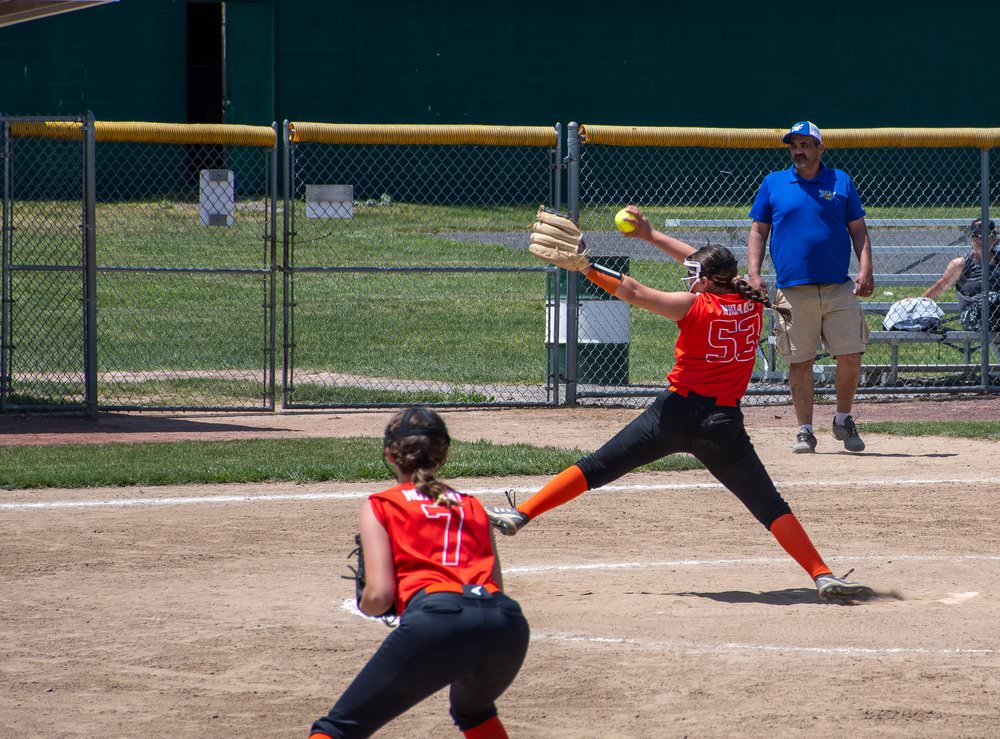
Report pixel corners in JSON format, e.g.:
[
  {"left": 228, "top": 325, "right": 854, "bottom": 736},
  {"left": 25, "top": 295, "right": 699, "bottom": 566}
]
[{"left": 614, "top": 207, "right": 636, "bottom": 234}]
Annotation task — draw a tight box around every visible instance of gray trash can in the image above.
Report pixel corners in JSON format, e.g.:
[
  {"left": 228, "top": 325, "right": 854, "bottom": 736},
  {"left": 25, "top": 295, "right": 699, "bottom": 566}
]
[{"left": 546, "top": 257, "right": 630, "bottom": 385}]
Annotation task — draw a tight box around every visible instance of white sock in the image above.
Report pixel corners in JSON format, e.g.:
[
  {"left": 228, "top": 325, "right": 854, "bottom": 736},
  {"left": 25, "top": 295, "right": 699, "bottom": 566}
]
[
  {"left": 799, "top": 424, "right": 813, "bottom": 434},
  {"left": 834, "top": 412, "right": 850, "bottom": 425}
]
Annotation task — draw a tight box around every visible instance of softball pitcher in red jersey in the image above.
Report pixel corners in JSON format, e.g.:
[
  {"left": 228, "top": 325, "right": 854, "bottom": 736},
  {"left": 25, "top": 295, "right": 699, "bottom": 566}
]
[
  {"left": 309, "top": 408, "right": 529, "bottom": 739},
  {"left": 487, "top": 207, "right": 874, "bottom": 605}
]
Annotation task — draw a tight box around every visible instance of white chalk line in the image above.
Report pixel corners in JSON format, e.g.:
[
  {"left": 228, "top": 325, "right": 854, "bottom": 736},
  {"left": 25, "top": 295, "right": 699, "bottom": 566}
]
[
  {"left": 0, "top": 490, "right": 373, "bottom": 510},
  {"left": 4, "top": 476, "right": 1000, "bottom": 511},
  {"left": 504, "top": 555, "right": 1000, "bottom": 574},
  {"left": 532, "top": 631, "right": 993, "bottom": 656},
  {"left": 336, "top": 600, "right": 993, "bottom": 657}
]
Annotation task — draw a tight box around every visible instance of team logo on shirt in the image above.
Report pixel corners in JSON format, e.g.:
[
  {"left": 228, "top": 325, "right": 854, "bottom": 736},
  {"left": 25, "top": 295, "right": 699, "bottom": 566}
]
[{"left": 819, "top": 189, "right": 834, "bottom": 200}]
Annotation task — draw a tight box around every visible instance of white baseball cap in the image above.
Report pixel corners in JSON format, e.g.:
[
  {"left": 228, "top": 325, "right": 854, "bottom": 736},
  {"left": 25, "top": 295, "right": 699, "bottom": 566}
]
[{"left": 782, "top": 121, "right": 822, "bottom": 144}]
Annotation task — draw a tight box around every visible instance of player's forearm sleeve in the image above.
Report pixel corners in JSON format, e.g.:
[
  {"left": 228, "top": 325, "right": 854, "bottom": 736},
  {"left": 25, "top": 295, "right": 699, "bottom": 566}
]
[{"left": 584, "top": 263, "right": 624, "bottom": 295}]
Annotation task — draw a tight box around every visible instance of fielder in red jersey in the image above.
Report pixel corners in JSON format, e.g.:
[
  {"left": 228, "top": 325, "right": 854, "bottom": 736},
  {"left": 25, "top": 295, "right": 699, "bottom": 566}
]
[
  {"left": 368, "top": 480, "right": 501, "bottom": 614},
  {"left": 309, "top": 408, "right": 529, "bottom": 739},
  {"left": 486, "top": 207, "right": 874, "bottom": 605}
]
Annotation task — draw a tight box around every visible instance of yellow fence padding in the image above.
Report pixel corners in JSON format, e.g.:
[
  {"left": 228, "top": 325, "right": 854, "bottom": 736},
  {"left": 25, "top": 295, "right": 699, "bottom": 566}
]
[
  {"left": 9, "top": 121, "right": 276, "bottom": 147},
  {"left": 12, "top": 120, "right": 1000, "bottom": 149},
  {"left": 579, "top": 125, "right": 1000, "bottom": 149},
  {"left": 288, "top": 122, "right": 557, "bottom": 147}
]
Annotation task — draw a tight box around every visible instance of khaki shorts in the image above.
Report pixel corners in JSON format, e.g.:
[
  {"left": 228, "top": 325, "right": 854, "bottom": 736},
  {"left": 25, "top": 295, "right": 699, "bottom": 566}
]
[{"left": 772, "top": 282, "right": 868, "bottom": 363}]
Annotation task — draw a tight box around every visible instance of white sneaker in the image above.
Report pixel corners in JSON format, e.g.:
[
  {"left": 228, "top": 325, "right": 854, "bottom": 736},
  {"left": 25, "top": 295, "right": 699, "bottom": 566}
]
[
  {"left": 485, "top": 506, "right": 530, "bottom": 536},
  {"left": 815, "top": 573, "right": 874, "bottom": 604}
]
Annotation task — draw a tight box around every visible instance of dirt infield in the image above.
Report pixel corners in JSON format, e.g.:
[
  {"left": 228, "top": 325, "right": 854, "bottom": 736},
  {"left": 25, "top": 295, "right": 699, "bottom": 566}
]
[{"left": 2, "top": 397, "right": 1000, "bottom": 737}]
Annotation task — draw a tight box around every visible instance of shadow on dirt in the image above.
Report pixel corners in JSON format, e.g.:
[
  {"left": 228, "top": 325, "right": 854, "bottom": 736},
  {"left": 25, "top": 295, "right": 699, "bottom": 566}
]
[{"left": 675, "top": 587, "right": 904, "bottom": 605}]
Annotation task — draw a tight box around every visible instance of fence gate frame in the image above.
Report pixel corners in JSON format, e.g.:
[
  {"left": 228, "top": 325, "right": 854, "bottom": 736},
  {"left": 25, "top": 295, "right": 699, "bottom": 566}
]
[
  {"left": 1, "top": 116, "right": 279, "bottom": 414},
  {"left": 1, "top": 114, "right": 96, "bottom": 414},
  {"left": 280, "top": 121, "right": 564, "bottom": 409}
]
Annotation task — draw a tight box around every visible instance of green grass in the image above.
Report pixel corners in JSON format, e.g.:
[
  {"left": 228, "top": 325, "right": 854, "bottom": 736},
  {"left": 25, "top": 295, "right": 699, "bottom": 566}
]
[
  {"left": 3, "top": 419, "right": 997, "bottom": 491},
  {"left": 0, "top": 436, "right": 700, "bottom": 490},
  {"left": 860, "top": 420, "right": 1000, "bottom": 440}
]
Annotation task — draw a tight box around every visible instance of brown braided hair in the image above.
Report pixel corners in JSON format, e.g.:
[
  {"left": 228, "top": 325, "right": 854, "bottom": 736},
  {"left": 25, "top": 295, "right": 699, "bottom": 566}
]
[
  {"left": 689, "top": 245, "right": 792, "bottom": 322},
  {"left": 382, "top": 407, "right": 457, "bottom": 507}
]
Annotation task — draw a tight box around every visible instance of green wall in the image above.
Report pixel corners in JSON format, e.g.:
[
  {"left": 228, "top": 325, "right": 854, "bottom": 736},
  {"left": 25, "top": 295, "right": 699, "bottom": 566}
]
[
  {"left": 0, "top": 1, "right": 996, "bottom": 128},
  {"left": 224, "top": 0, "right": 275, "bottom": 125},
  {"left": 0, "top": 0, "right": 186, "bottom": 122},
  {"left": 276, "top": 1, "right": 999, "bottom": 128}
]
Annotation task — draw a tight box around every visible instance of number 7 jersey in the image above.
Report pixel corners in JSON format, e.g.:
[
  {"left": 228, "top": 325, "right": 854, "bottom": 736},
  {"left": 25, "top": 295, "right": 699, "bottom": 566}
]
[
  {"left": 368, "top": 483, "right": 500, "bottom": 614},
  {"left": 666, "top": 292, "right": 763, "bottom": 402}
]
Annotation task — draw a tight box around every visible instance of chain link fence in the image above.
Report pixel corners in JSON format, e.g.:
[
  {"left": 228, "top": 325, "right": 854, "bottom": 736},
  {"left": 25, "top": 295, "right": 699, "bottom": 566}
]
[
  {"left": 570, "top": 125, "right": 1000, "bottom": 404},
  {"left": 1, "top": 117, "right": 278, "bottom": 412},
  {"left": 1, "top": 116, "right": 92, "bottom": 412},
  {"left": 3, "top": 119, "right": 999, "bottom": 414},
  {"left": 281, "top": 123, "right": 561, "bottom": 408}
]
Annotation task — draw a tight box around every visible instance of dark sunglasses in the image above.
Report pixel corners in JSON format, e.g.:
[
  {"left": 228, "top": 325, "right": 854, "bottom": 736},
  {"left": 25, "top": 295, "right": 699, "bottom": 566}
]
[{"left": 972, "top": 220, "right": 997, "bottom": 238}]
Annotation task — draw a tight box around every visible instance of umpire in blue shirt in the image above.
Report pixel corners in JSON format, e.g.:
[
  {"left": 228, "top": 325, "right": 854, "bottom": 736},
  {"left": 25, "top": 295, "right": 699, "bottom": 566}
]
[{"left": 747, "top": 121, "right": 874, "bottom": 454}]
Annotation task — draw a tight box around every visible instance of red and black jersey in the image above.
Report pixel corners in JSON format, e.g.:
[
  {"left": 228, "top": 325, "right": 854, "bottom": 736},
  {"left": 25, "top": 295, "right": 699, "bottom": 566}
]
[
  {"left": 369, "top": 483, "right": 500, "bottom": 613},
  {"left": 666, "top": 292, "right": 763, "bottom": 404}
]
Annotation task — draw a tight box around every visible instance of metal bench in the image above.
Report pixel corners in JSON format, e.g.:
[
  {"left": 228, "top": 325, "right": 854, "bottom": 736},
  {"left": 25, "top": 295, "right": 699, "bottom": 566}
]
[
  {"left": 860, "top": 301, "right": 1000, "bottom": 383},
  {"left": 764, "top": 298, "right": 994, "bottom": 386},
  {"left": 661, "top": 217, "right": 972, "bottom": 284},
  {"left": 661, "top": 215, "right": 976, "bottom": 303}
]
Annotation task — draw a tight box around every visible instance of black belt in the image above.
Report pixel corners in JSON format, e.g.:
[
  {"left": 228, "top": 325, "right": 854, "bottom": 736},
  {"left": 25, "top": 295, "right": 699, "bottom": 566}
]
[{"left": 420, "top": 582, "right": 499, "bottom": 599}]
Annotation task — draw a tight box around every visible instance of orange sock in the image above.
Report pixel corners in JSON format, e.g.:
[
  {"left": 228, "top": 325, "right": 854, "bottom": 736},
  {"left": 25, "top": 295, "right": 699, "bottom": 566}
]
[
  {"left": 463, "top": 715, "right": 509, "bottom": 739},
  {"left": 768, "top": 513, "right": 831, "bottom": 580},
  {"left": 518, "top": 465, "right": 589, "bottom": 520},
  {"left": 308, "top": 734, "right": 333, "bottom": 739}
]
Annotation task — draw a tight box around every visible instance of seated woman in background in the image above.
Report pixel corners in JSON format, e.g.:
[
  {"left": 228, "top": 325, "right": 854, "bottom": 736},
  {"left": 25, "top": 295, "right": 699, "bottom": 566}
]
[{"left": 922, "top": 218, "right": 1000, "bottom": 331}]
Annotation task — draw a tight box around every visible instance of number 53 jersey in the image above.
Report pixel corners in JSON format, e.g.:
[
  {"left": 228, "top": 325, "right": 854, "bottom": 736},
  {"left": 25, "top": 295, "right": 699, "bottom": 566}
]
[
  {"left": 369, "top": 483, "right": 500, "bottom": 614},
  {"left": 666, "top": 293, "right": 763, "bottom": 403}
]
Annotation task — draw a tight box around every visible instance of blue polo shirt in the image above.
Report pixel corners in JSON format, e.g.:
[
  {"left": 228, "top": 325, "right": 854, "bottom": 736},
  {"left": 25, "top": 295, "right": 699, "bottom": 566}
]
[{"left": 748, "top": 164, "right": 865, "bottom": 289}]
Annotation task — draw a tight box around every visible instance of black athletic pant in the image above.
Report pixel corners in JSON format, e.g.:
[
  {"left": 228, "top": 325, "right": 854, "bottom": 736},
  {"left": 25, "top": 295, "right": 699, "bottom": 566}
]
[
  {"left": 576, "top": 389, "right": 791, "bottom": 528},
  {"left": 312, "top": 589, "right": 530, "bottom": 738}
]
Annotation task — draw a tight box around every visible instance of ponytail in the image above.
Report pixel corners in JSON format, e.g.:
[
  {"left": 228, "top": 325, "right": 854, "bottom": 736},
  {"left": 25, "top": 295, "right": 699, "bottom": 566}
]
[{"left": 728, "top": 276, "right": 792, "bottom": 322}]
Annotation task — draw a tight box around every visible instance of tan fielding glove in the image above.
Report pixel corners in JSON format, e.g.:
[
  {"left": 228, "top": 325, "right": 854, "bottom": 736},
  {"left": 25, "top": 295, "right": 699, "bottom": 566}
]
[{"left": 528, "top": 206, "right": 591, "bottom": 271}]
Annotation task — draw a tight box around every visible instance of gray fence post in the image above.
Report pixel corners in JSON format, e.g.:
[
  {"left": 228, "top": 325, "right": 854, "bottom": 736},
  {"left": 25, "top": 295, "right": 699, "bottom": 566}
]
[
  {"left": 0, "top": 118, "right": 9, "bottom": 411},
  {"left": 979, "top": 149, "right": 993, "bottom": 389},
  {"left": 281, "top": 120, "right": 293, "bottom": 410},
  {"left": 267, "top": 122, "right": 279, "bottom": 409},
  {"left": 82, "top": 112, "right": 98, "bottom": 417},
  {"left": 551, "top": 122, "right": 563, "bottom": 213},
  {"left": 547, "top": 122, "right": 564, "bottom": 407},
  {"left": 564, "top": 121, "right": 582, "bottom": 405}
]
